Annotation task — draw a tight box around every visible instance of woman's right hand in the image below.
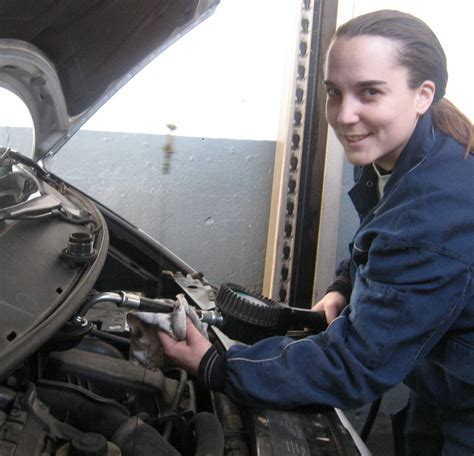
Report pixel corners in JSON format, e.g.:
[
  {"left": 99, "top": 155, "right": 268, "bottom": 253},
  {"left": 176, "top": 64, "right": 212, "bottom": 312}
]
[
  {"left": 157, "top": 318, "right": 212, "bottom": 376},
  {"left": 311, "top": 291, "right": 348, "bottom": 325}
]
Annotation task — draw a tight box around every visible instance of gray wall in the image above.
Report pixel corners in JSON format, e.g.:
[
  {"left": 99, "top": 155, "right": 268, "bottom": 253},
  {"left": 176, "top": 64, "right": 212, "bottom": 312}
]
[
  {"left": 0, "top": 127, "right": 33, "bottom": 157},
  {"left": 3, "top": 126, "right": 357, "bottom": 293},
  {"left": 48, "top": 130, "right": 275, "bottom": 292}
]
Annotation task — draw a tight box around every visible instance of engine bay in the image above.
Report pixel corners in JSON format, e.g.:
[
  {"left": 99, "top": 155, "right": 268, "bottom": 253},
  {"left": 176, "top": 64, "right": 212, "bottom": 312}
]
[
  {"left": 0, "top": 149, "right": 228, "bottom": 455},
  {"left": 0, "top": 149, "right": 361, "bottom": 455}
]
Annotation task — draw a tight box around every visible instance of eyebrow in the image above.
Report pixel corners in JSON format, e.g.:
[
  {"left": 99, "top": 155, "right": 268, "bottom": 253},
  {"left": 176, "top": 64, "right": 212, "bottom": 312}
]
[{"left": 323, "top": 79, "right": 387, "bottom": 87}]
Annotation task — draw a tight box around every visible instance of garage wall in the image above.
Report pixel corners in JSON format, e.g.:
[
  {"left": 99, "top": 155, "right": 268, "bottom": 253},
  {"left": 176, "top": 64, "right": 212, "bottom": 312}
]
[
  {"left": 47, "top": 130, "right": 275, "bottom": 292},
  {"left": 1, "top": 125, "right": 275, "bottom": 291},
  {"left": 0, "top": 0, "right": 298, "bottom": 292}
]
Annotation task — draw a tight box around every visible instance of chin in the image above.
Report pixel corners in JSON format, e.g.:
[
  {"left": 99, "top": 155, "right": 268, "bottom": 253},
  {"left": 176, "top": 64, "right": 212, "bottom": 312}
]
[{"left": 344, "top": 153, "right": 375, "bottom": 167}]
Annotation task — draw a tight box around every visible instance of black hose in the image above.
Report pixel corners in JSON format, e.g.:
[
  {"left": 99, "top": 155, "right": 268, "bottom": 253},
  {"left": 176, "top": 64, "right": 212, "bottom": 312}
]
[
  {"left": 111, "top": 417, "right": 179, "bottom": 456},
  {"left": 182, "top": 412, "right": 225, "bottom": 456},
  {"left": 77, "top": 337, "right": 125, "bottom": 359},
  {"left": 163, "top": 369, "right": 188, "bottom": 440},
  {"left": 360, "top": 396, "right": 383, "bottom": 442},
  {"left": 90, "top": 328, "right": 130, "bottom": 346},
  {"left": 36, "top": 382, "right": 130, "bottom": 440}
]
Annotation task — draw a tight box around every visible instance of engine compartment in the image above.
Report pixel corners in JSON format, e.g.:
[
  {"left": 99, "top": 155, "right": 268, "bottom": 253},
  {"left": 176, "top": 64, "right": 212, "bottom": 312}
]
[
  {"left": 0, "top": 151, "right": 244, "bottom": 455},
  {"left": 0, "top": 150, "right": 361, "bottom": 455}
]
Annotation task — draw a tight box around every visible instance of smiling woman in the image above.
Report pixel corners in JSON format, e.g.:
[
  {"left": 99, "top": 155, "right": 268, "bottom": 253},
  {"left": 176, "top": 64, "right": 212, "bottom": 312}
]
[
  {"left": 159, "top": 9, "right": 474, "bottom": 456},
  {"left": 324, "top": 35, "right": 435, "bottom": 171}
]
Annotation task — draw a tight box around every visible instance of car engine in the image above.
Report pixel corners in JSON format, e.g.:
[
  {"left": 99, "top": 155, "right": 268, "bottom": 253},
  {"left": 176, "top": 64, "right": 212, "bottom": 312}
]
[
  {"left": 0, "top": 148, "right": 362, "bottom": 455},
  {"left": 0, "top": 148, "right": 235, "bottom": 455}
]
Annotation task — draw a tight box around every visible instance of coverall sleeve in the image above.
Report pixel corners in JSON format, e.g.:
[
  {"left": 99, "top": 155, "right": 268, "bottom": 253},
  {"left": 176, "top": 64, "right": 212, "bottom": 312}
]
[
  {"left": 325, "top": 257, "right": 352, "bottom": 301},
  {"left": 202, "top": 242, "right": 472, "bottom": 410}
]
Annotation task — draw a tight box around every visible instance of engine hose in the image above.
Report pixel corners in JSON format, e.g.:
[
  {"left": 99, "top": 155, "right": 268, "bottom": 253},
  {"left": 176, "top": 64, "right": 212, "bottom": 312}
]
[
  {"left": 182, "top": 412, "right": 225, "bottom": 456},
  {"left": 36, "top": 382, "right": 130, "bottom": 440},
  {"left": 78, "top": 337, "right": 125, "bottom": 359},
  {"left": 111, "top": 417, "right": 179, "bottom": 456},
  {"left": 163, "top": 368, "right": 188, "bottom": 440},
  {"left": 90, "top": 328, "right": 130, "bottom": 346}
]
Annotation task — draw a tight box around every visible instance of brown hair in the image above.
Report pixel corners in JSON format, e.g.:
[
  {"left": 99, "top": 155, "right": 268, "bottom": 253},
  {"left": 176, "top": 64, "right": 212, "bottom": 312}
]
[{"left": 335, "top": 10, "right": 474, "bottom": 156}]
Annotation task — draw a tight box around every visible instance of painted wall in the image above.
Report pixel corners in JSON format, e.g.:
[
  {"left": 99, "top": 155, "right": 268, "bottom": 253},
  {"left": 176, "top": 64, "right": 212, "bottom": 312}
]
[
  {"left": 0, "top": 0, "right": 299, "bottom": 292},
  {"left": 1, "top": 124, "right": 276, "bottom": 291},
  {"left": 48, "top": 130, "right": 276, "bottom": 292}
]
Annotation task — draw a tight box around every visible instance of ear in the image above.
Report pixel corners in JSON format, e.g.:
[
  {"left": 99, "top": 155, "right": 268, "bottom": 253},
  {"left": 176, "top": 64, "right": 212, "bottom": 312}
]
[{"left": 416, "top": 80, "right": 436, "bottom": 115}]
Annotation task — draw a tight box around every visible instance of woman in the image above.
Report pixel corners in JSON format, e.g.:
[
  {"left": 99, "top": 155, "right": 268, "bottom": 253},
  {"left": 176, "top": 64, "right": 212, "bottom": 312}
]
[{"left": 159, "top": 10, "right": 474, "bottom": 455}]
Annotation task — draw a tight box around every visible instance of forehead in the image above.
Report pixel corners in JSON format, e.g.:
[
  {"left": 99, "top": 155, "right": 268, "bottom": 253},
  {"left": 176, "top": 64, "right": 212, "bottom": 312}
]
[{"left": 325, "top": 35, "right": 404, "bottom": 81}]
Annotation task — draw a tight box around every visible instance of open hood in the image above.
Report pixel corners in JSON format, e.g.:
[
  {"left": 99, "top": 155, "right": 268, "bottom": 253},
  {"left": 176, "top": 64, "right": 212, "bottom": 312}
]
[{"left": 0, "top": 0, "right": 219, "bottom": 161}]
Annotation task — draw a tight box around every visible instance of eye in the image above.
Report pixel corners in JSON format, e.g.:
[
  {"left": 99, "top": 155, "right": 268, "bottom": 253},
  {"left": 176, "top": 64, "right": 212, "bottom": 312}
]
[
  {"left": 325, "top": 87, "right": 341, "bottom": 97},
  {"left": 362, "top": 88, "right": 380, "bottom": 97}
]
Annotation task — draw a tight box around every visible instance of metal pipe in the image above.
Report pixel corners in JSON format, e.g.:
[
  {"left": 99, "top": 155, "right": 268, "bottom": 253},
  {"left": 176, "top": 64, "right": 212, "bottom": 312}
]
[
  {"left": 73, "top": 292, "right": 125, "bottom": 326},
  {"left": 72, "top": 291, "right": 177, "bottom": 327}
]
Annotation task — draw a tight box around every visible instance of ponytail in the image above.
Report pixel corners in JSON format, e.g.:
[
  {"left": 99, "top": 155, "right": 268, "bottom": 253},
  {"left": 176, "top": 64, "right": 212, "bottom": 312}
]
[{"left": 431, "top": 99, "right": 474, "bottom": 157}]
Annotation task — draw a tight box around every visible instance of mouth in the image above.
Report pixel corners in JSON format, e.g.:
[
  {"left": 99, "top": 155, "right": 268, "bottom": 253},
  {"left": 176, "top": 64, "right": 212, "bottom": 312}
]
[{"left": 342, "top": 133, "right": 371, "bottom": 144}]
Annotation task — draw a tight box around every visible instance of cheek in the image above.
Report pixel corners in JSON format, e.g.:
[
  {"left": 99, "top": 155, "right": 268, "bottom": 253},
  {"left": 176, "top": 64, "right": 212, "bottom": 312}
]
[
  {"left": 385, "top": 103, "right": 417, "bottom": 134},
  {"left": 325, "top": 101, "right": 337, "bottom": 126},
  {"left": 392, "top": 95, "right": 419, "bottom": 126},
  {"left": 369, "top": 102, "right": 411, "bottom": 134}
]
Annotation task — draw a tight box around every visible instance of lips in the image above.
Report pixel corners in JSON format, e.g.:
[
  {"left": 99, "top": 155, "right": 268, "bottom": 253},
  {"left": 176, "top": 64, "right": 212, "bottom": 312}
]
[{"left": 344, "top": 133, "right": 370, "bottom": 143}]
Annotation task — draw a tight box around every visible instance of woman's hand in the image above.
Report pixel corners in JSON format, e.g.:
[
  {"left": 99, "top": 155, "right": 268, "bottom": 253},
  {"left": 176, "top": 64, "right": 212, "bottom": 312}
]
[
  {"left": 157, "top": 318, "right": 212, "bottom": 376},
  {"left": 311, "top": 291, "right": 348, "bottom": 325}
]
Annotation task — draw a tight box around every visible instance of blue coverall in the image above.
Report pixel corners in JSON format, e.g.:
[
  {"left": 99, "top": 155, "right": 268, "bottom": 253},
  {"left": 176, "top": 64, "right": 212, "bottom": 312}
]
[{"left": 200, "top": 111, "right": 474, "bottom": 455}]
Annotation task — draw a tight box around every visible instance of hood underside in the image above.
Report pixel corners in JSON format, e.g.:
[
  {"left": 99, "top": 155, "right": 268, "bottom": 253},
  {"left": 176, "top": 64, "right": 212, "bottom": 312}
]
[{"left": 0, "top": 0, "right": 219, "bottom": 160}]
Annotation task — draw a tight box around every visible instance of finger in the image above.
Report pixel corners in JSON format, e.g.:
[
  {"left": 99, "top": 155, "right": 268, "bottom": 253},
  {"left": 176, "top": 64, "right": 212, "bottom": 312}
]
[
  {"left": 325, "top": 306, "right": 339, "bottom": 324},
  {"left": 311, "top": 300, "right": 325, "bottom": 312},
  {"left": 186, "top": 318, "right": 207, "bottom": 344},
  {"left": 157, "top": 330, "right": 177, "bottom": 351}
]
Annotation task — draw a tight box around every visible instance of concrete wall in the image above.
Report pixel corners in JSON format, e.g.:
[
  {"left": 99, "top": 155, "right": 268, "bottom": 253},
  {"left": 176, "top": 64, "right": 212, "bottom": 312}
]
[
  {"left": 0, "top": 0, "right": 300, "bottom": 293},
  {"left": 0, "top": 126, "right": 33, "bottom": 157},
  {"left": 47, "top": 129, "right": 275, "bottom": 292}
]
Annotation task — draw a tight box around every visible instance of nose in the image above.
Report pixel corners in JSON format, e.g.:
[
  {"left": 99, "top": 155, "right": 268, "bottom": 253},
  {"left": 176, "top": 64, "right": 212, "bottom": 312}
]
[{"left": 336, "top": 96, "right": 359, "bottom": 125}]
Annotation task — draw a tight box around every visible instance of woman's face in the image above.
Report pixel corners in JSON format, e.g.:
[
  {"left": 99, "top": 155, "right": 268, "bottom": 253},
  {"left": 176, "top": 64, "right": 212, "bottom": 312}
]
[{"left": 324, "top": 35, "right": 432, "bottom": 170}]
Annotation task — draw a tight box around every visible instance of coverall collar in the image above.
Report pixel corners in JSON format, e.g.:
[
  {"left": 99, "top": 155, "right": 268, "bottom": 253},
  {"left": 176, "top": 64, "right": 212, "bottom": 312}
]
[{"left": 348, "top": 109, "right": 438, "bottom": 219}]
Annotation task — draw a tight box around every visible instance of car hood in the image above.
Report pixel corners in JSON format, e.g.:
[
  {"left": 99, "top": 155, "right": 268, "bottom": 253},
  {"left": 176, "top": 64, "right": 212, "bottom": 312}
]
[{"left": 0, "top": 0, "right": 219, "bottom": 161}]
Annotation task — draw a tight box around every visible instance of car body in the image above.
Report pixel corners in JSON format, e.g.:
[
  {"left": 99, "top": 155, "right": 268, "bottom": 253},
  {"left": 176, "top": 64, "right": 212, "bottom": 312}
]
[{"left": 0, "top": 2, "right": 369, "bottom": 454}]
